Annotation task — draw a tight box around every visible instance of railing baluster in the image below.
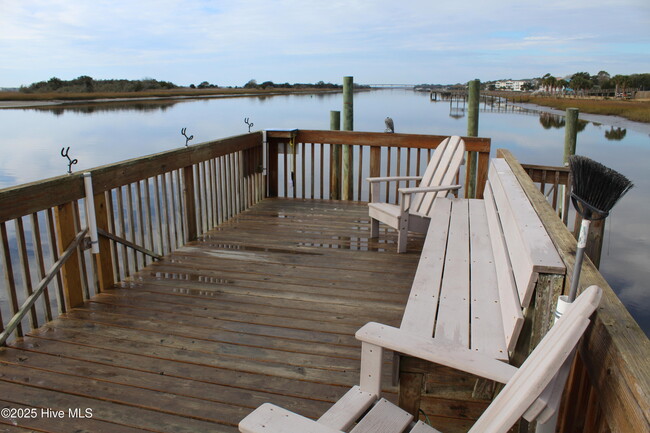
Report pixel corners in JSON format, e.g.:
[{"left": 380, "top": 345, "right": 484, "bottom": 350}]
[
  {"left": 386, "top": 147, "right": 392, "bottom": 203},
  {"left": 142, "top": 180, "right": 154, "bottom": 266},
  {"left": 283, "top": 144, "right": 288, "bottom": 198},
  {"left": 319, "top": 143, "right": 324, "bottom": 199},
  {"left": 1, "top": 221, "right": 22, "bottom": 338},
  {"left": 45, "top": 208, "right": 65, "bottom": 314},
  {"left": 175, "top": 169, "right": 185, "bottom": 245},
  {"left": 161, "top": 173, "right": 172, "bottom": 255},
  {"left": 209, "top": 159, "right": 217, "bottom": 228},
  {"left": 116, "top": 186, "right": 130, "bottom": 277},
  {"left": 152, "top": 176, "right": 166, "bottom": 255},
  {"left": 30, "top": 212, "right": 53, "bottom": 322},
  {"left": 301, "top": 142, "right": 306, "bottom": 199},
  {"left": 135, "top": 181, "right": 146, "bottom": 266},
  {"left": 394, "top": 147, "right": 402, "bottom": 205},
  {"left": 127, "top": 184, "right": 140, "bottom": 269},
  {"left": 15, "top": 217, "right": 38, "bottom": 329},
  {"left": 357, "top": 145, "right": 363, "bottom": 201}
]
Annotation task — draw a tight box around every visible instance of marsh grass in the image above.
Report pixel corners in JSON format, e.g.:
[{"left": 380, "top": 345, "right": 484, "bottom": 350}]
[
  {"left": 516, "top": 95, "right": 650, "bottom": 123},
  {"left": 0, "top": 87, "right": 339, "bottom": 102}
]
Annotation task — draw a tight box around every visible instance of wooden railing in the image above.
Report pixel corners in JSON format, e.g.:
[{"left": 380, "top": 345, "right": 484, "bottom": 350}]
[
  {"left": 521, "top": 163, "right": 572, "bottom": 226},
  {"left": 0, "top": 129, "right": 489, "bottom": 346},
  {"left": 499, "top": 149, "right": 650, "bottom": 433},
  {"left": 266, "top": 130, "right": 491, "bottom": 202},
  {"left": 0, "top": 132, "right": 264, "bottom": 345}
]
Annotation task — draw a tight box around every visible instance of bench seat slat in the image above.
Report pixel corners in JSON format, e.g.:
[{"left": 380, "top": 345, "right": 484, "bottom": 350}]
[
  {"left": 350, "top": 398, "right": 413, "bottom": 433},
  {"left": 435, "top": 199, "right": 470, "bottom": 347},
  {"left": 468, "top": 199, "right": 508, "bottom": 361},
  {"left": 484, "top": 182, "right": 524, "bottom": 354},
  {"left": 318, "top": 386, "right": 375, "bottom": 431},
  {"left": 488, "top": 159, "right": 538, "bottom": 308},
  {"left": 400, "top": 198, "right": 452, "bottom": 336}
]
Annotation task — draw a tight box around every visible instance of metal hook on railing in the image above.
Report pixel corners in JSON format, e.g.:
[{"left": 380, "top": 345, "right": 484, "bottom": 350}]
[
  {"left": 244, "top": 117, "right": 254, "bottom": 132},
  {"left": 181, "top": 128, "right": 194, "bottom": 146},
  {"left": 60, "top": 147, "right": 78, "bottom": 174}
]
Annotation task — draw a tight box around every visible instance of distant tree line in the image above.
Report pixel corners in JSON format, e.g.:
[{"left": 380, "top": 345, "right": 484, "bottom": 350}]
[
  {"left": 539, "top": 71, "right": 650, "bottom": 93},
  {"left": 20, "top": 76, "right": 178, "bottom": 93},
  {"left": 241, "top": 79, "right": 346, "bottom": 90}
]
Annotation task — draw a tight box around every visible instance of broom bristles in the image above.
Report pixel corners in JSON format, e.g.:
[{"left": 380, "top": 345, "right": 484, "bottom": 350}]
[{"left": 569, "top": 155, "right": 633, "bottom": 215}]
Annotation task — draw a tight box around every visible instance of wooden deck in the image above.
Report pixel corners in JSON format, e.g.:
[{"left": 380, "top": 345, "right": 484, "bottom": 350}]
[{"left": 0, "top": 199, "right": 424, "bottom": 433}]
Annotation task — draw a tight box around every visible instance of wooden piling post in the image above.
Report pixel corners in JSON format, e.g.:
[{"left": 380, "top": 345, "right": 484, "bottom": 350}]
[
  {"left": 342, "top": 76, "right": 353, "bottom": 200},
  {"left": 330, "top": 111, "right": 341, "bottom": 200},
  {"left": 465, "top": 79, "right": 480, "bottom": 198}
]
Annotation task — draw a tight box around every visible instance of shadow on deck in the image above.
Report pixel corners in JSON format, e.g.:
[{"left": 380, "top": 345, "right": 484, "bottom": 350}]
[{"left": 0, "top": 199, "right": 424, "bottom": 432}]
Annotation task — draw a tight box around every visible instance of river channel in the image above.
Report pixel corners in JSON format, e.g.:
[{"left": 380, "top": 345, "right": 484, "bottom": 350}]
[{"left": 1, "top": 89, "right": 648, "bottom": 335}]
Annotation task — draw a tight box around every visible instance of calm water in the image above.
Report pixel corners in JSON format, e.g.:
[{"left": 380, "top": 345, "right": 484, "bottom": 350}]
[{"left": 1, "top": 89, "right": 648, "bottom": 335}]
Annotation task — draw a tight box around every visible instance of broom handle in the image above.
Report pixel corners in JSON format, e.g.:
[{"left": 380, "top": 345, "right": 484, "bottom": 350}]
[{"left": 568, "top": 219, "right": 591, "bottom": 302}]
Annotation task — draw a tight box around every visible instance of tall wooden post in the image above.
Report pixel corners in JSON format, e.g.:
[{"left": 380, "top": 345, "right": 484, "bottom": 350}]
[
  {"left": 330, "top": 111, "right": 341, "bottom": 200},
  {"left": 465, "top": 79, "right": 480, "bottom": 198},
  {"left": 342, "top": 76, "right": 353, "bottom": 200},
  {"left": 93, "top": 191, "right": 114, "bottom": 291},
  {"left": 54, "top": 202, "right": 84, "bottom": 310}
]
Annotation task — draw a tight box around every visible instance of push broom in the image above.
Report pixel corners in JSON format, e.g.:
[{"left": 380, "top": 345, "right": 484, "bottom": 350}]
[
  {"left": 567, "top": 155, "right": 633, "bottom": 302},
  {"left": 538, "top": 156, "right": 633, "bottom": 433}
]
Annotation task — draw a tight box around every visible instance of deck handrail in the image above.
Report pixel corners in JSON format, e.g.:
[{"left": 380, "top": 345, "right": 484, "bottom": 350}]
[
  {"left": 498, "top": 148, "right": 650, "bottom": 433},
  {"left": 266, "top": 130, "right": 491, "bottom": 202},
  {"left": 1, "top": 132, "right": 265, "bottom": 345}
]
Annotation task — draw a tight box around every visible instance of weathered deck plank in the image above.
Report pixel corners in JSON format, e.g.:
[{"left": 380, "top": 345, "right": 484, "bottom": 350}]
[{"left": 0, "top": 199, "right": 423, "bottom": 432}]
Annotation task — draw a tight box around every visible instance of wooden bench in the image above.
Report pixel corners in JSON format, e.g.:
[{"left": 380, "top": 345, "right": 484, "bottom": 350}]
[{"left": 396, "top": 157, "right": 566, "bottom": 427}]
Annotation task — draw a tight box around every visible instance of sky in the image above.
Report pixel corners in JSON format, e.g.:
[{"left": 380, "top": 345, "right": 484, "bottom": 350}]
[{"left": 1, "top": 0, "right": 649, "bottom": 88}]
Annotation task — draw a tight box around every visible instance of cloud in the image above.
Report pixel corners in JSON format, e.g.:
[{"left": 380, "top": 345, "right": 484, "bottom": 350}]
[{"left": 1, "top": 0, "right": 649, "bottom": 86}]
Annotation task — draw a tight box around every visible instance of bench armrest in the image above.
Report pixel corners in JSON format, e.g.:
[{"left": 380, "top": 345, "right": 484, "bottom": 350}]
[
  {"left": 366, "top": 175, "right": 422, "bottom": 184},
  {"left": 398, "top": 184, "right": 461, "bottom": 195},
  {"left": 356, "top": 322, "right": 517, "bottom": 384}
]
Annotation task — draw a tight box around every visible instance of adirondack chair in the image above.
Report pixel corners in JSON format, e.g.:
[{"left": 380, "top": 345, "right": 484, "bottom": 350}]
[
  {"left": 239, "top": 285, "right": 602, "bottom": 433},
  {"left": 367, "top": 136, "right": 465, "bottom": 253}
]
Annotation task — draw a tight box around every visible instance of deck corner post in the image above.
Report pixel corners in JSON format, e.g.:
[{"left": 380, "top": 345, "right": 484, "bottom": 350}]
[
  {"left": 182, "top": 165, "right": 197, "bottom": 242},
  {"left": 54, "top": 201, "right": 84, "bottom": 310},
  {"left": 93, "top": 191, "right": 115, "bottom": 291}
]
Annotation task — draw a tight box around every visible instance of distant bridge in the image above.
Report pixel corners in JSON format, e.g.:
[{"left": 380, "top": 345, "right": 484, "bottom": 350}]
[{"left": 366, "top": 84, "right": 417, "bottom": 89}]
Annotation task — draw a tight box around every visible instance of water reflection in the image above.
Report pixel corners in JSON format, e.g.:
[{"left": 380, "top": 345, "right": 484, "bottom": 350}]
[
  {"left": 28, "top": 100, "right": 181, "bottom": 115},
  {"left": 605, "top": 126, "right": 627, "bottom": 141},
  {"left": 539, "top": 112, "right": 565, "bottom": 129},
  {"left": 538, "top": 112, "right": 589, "bottom": 132}
]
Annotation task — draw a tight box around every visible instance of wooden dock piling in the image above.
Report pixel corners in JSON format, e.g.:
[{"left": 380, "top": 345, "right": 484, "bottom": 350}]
[
  {"left": 342, "top": 76, "right": 353, "bottom": 200},
  {"left": 466, "top": 79, "right": 480, "bottom": 198}
]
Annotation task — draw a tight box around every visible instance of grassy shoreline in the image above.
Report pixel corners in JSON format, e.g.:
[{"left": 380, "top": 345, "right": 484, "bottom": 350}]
[
  {"left": 507, "top": 94, "right": 650, "bottom": 123},
  {"left": 0, "top": 87, "right": 341, "bottom": 102}
]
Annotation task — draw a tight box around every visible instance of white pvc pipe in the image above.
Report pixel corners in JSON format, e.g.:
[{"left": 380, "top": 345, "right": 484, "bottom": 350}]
[{"left": 83, "top": 172, "right": 100, "bottom": 254}]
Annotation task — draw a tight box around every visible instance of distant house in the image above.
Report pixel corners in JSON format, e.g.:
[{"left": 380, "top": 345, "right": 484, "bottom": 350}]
[{"left": 494, "top": 80, "right": 527, "bottom": 91}]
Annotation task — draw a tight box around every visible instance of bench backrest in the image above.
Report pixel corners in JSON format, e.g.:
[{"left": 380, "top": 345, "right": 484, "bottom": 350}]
[
  {"left": 411, "top": 136, "right": 465, "bottom": 216},
  {"left": 469, "top": 285, "right": 602, "bottom": 433},
  {"left": 484, "top": 158, "right": 565, "bottom": 352}
]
